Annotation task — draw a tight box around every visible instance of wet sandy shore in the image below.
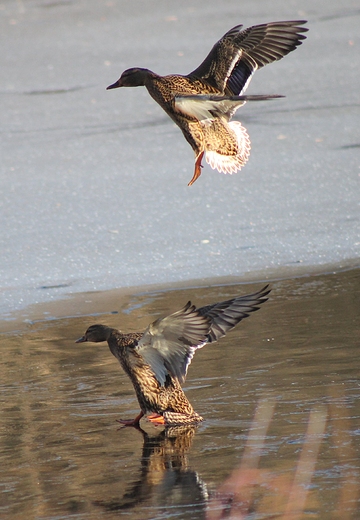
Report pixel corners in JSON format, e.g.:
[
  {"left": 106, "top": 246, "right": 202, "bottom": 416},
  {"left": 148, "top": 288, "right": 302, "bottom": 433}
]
[{"left": 1, "top": 261, "right": 358, "bottom": 334}]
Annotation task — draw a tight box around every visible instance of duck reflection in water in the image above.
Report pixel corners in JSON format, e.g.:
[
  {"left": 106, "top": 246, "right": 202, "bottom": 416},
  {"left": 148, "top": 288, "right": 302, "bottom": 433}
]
[
  {"left": 91, "top": 399, "right": 328, "bottom": 518},
  {"left": 92, "top": 425, "right": 208, "bottom": 513}
]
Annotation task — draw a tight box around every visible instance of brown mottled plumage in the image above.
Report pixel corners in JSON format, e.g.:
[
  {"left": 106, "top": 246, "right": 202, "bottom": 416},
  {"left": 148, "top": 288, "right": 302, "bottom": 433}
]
[
  {"left": 107, "top": 21, "right": 308, "bottom": 185},
  {"left": 75, "top": 285, "right": 270, "bottom": 427}
]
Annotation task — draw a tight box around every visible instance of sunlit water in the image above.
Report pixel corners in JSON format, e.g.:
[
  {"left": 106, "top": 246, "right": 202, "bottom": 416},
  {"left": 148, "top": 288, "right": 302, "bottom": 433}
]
[{"left": 1, "top": 269, "right": 359, "bottom": 519}]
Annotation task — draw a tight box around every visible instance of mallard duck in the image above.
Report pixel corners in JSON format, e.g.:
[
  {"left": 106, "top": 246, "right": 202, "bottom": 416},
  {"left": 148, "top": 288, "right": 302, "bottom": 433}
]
[
  {"left": 75, "top": 285, "right": 270, "bottom": 427},
  {"left": 107, "top": 20, "right": 307, "bottom": 185}
]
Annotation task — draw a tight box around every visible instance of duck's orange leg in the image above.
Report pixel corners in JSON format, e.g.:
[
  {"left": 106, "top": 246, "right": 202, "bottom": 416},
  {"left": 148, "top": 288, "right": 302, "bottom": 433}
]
[
  {"left": 147, "top": 413, "right": 166, "bottom": 425},
  {"left": 188, "top": 151, "right": 204, "bottom": 186},
  {"left": 116, "top": 411, "right": 144, "bottom": 427}
]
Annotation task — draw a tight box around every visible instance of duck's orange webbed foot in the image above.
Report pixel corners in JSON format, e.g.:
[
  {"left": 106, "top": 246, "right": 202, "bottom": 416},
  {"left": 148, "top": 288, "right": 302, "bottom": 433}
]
[
  {"left": 147, "top": 413, "right": 166, "bottom": 425},
  {"left": 188, "top": 152, "right": 204, "bottom": 186},
  {"left": 116, "top": 411, "right": 144, "bottom": 427}
]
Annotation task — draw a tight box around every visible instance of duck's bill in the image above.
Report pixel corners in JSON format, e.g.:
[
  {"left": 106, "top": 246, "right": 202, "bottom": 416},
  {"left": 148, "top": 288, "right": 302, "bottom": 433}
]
[
  {"left": 75, "top": 336, "right": 87, "bottom": 343},
  {"left": 106, "top": 80, "right": 121, "bottom": 90}
]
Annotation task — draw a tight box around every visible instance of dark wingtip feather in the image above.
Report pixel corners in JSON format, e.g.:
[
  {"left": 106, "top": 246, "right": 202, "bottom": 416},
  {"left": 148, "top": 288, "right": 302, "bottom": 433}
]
[{"left": 197, "top": 285, "right": 271, "bottom": 343}]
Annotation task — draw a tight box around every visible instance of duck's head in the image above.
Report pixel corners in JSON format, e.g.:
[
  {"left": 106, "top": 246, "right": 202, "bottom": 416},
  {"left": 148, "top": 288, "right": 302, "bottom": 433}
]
[
  {"left": 75, "top": 324, "right": 112, "bottom": 344},
  {"left": 107, "top": 67, "right": 151, "bottom": 89}
]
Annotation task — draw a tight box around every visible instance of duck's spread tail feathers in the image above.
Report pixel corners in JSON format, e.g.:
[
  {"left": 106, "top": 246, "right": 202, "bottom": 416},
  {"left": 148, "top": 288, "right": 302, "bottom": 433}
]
[{"left": 205, "top": 121, "right": 251, "bottom": 174}]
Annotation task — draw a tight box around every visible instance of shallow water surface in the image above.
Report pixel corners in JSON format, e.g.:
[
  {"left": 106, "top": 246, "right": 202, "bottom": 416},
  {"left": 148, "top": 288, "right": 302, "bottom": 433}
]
[{"left": 0, "top": 269, "right": 359, "bottom": 519}]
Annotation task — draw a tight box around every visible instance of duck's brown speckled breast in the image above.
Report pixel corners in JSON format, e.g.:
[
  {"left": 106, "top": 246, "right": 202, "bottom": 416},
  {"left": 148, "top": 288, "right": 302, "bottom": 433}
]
[{"left": 145, "top": 74, "right": 220, "bottom": 119}]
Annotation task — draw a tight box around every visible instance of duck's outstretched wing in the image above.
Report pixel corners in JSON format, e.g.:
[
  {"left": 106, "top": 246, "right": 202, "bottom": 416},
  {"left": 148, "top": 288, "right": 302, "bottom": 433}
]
[
  {"left": 198, "top": 285, "right": 271, "bottom": 343},
  {"left": 189, "top": 21, "right": 308, "bottom": 95},
  {"left": 136, "top": 302, "right": 211, "bottom": 385},
  {"left": 136, "top": 286, "right": 270, "bottom": 385}
]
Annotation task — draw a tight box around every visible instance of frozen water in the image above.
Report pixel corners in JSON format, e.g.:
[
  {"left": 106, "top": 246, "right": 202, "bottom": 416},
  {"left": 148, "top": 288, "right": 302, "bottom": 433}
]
[{"left": 1, "top": 0, "right": 359, "bottom": 315}]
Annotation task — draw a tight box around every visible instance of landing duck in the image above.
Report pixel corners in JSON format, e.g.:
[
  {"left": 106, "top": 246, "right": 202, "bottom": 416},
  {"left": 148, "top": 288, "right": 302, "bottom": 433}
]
[
  {"left": 75, "top": 285, "right": 270, "bottom": 427},
  {"left": 107, "top": 21, "right": 308, "bottom": 185}
]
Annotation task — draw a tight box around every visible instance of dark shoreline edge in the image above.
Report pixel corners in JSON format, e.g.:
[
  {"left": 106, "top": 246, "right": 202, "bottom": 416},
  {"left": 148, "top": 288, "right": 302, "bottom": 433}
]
[{"left": 1, "top": 259, "right": 359, "bottom": 334}]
